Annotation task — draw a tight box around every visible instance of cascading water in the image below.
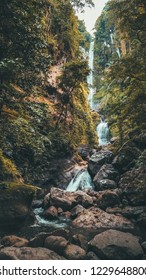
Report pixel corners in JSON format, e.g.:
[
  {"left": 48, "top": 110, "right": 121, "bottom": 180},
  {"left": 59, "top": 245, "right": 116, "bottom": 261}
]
[
  {"left": 116, "top": 47, "right": 121, "bottom": 58},
  {"left": 87, "top": 41, "right": 110, "bottom": 145},
  {"left": 66, "top": 41, "right": 110, "bottom": 192},
  {"left": 66, "top": 169, "right": 93, "bottom": 192},
  {"left": 97, "top": 117, "right": 110, "bottom": 146},
  {"left": 87, "top": 41, "right": 95, "bottom": 109}
]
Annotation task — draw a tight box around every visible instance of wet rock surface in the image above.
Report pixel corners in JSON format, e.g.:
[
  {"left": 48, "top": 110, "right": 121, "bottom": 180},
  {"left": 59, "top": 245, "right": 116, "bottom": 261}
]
[
  {"left": 88, "top": 229, "right": 144, "bottom": 260},
  {"left": 64, "top": 244, "right": 86, "bottom": 260},
  {"left": 72, "top": 207, "right": 134, "bottom": 230},
  {"left": 112, "top": 142, "right": 141, "bottom": 173},
  {"left": 1, "top": 235, "right": 28, "bottom": 248},
  {"left": 0, "top": 145, "right": 146, "bottom": 260},
  {"left": 119, "top": 168, "right": 146, "bottom": 206},
  {"left": 88, "top": 151, "right": 114, "bottom": 177},
  {"left": 0, "top": 247, "right": 66, "bottom": 260},
  {"left": 0, "top": 182, "right": 37, "bottom": 228},
  {"left": 93, "top": 164, "right": 119, "bottom": 191}
]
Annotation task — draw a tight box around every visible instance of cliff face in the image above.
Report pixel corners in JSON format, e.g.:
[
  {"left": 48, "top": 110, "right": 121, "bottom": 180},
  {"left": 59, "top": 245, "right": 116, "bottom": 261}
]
[
  {"left": 0, "top": 0, "right": 97, "bottom": 188},
  {"left": 93, "top": 0, "right": 146, "bottom": 144}
]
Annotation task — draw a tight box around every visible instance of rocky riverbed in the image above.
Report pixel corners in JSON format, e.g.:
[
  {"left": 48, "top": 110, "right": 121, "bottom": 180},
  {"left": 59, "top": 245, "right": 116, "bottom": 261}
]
[{"left": 0, "top": 135, "right": 146, "bottom": 260}]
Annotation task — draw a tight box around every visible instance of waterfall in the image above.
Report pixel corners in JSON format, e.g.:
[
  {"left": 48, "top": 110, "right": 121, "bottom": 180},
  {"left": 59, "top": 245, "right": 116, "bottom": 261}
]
[
  {"left": 116, "top": 47, "right": 121, "bottom": 58},
  {"left": 87, "top": 41, "right": 95, "bottom": 109},
  {"left": 110, "top": 33, "right": 114, "bottom": 44},
  {"left": 66, "top": 169, "right": 94, "bottom": 192},
  {"left": 97, "top": 118, "right": 110, "bottom": 146}
]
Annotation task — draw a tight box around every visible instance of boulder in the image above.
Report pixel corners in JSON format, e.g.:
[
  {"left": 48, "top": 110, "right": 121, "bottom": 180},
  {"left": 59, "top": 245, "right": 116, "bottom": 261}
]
[
  {"left": 72, "top": 207, "right": 134, "bottom": 231},
  {"left": 49, "top": 188, "right": 77, "bottom": 211},
  {"left": 47, "top": 188, "right": 94, "bottom": 211},
  {"left": 71, "top": 205, "right": 85, "bottom": 219},
  {"left": 1, "top": 236, "right": 28, "bottom": 247},
  {"left": 94, "top": 164, "right": 119, "bottom": 181},
  {"left": 94, "top": 179, "right": 117, "bottom": 191},
  {"left": 75, "top": 190, "right": 93, "bottom": 208},
  {"left": 29, "top": 229, "right": 70, "bottom": 247},
  {"left": 119, "top": 168, "right": 146, "bottom": 206},
  {"left": 93, "top": 164, "right": 119, "bottom": 191},
  {"left": 106, "top": 206, "right": 145, "bottom": 219},
  {"left": 72, "top": 234, "right": 88, "bottom": 250},
  {"left": 88, "top": 151, "right": 113, "bottom": 177},
  {"left": 0, "top": 247, "right": 66, "bottom": 260},
  {"left": 88, "top": 229, "right": 144, "bottom": 259},
  {"left": 42, "top": 206, "right": 58, "bottom": 220},
  {"left": 113, "top": 142, "right": 141, "bottom": 173},
  {"left": 64, "top": 244, "right": 86, "bottom": 260},
  {"left": 44, "top": 236, "right": 68, "bottom": 254},
  {"left": 0, "top": 182, "right": 38, "bottom": 228},
  {"left": 29, "top": 233, "right": 50, "bottom": 247},
  {"left": 96, "top": 190, "right": 120, "bottom": 209}
]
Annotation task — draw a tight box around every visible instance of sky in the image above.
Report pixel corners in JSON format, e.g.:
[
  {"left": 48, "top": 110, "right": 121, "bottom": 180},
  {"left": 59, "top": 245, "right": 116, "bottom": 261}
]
[{"left": 77, "top": 0, "right": 108, "bottom": 34}]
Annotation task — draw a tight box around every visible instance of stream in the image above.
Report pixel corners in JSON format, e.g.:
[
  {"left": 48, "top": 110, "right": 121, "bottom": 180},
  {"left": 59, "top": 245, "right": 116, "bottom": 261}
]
[{"left": 87, "top": 40, "right": 110, "bottom": 146}]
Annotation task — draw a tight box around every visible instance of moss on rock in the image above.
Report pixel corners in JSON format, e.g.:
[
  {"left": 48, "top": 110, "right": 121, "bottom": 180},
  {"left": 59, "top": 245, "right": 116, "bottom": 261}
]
[{"left": 0, "top": 182, "right": 39, "bottom": 228}]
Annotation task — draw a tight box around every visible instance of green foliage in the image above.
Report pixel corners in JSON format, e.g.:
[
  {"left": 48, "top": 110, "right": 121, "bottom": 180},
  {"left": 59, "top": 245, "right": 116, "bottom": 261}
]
[
  {"left": 0, "top": 0, "right": 50, "bottom": 85},
  {"left": 71, "top": 0, "right": 94, "bottom": 11},
  {"left": 0, "top": 0, "right": 97, "bottom": 186},
  {"left": 78, "top": 20, "right": 92, "bottom": 51},
  {"left": 59, "top": 59, "right": 90, "bottom": 92},
  {"left": 0, "top": 149, "right": 21, "bottom": 182},
  {"left": 94, "top": 0, "right": 146, "bottom": 144}
]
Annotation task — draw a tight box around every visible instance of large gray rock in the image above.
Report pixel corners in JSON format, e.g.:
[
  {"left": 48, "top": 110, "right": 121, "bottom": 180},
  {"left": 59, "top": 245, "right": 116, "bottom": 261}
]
[
  {"left": 113, "top": 142, "right": 141, "bottom": 173},
  {"left": 75, "top": 190, "right": 93, "bottom": 208},
  {"left": 44, "top": 236, "right": 68, "bottom": 254},
  {"left": 1, "top": 236, "right": 28, "bottom": 248},
  {"left": 88, "top": 229, "right": 144, "bottom": 259},
  {"left": 71, "top": 205, "right": 85, "bottom": 219},
  {"left": 93, "top": 164, "right": 119, "bottom": 191},
  {"left": 0, "top": 247, "right": 66, "bottom": 260},
  {"left": 95, "top": 190, "right": 120, "bottom": 209},
  {"left": 106, "top": 206, "right": 145, "bottom": 219},
  {"left": 47, "top": 188, "right": 94, "bottom": 211},
  {"left": 94, "top": 179, "right": 117, "bottom": 191},
  {"left": 119, "top": 167, "right": 146, "bottom": 206},
  {"left": 72, "top": 207, "right": 134, "bottom": 230},
  {"left": 29, "top": 229, "right": 70, "bottom": 247},
  {"left": 0, "top": 182, "right": 37, "bottom": 228},
  {"left": 64, "top": 244, "right": 86, "bottom": 260},
  {"left": 88, "top": 151, "right": 113, "bottom": 177},
  {"left": 42, "top": 206, "right": 58, "bottom": 220},
  {"left": 49, "top": 187, "right": 77, "bottom": 210}
]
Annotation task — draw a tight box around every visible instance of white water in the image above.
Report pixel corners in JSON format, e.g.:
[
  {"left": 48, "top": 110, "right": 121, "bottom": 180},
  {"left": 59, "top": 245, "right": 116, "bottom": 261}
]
[
  {"left": 110, "top": 33, "right": 114, "bottom": 44},
  {"left": 87, "top": 41, "right": 95, "bottom": 109},
  {"left": 32, "top": 207, "right": 68, "bottom": 228},
  {"left": 116, "top": 47, "right": 121, "bottom": 58},
  {"left": 97, "top": 119, "right": 110, "bottom": 146},
  {"left": 66, "top": 169, "right": 93, "bottom": 192}
]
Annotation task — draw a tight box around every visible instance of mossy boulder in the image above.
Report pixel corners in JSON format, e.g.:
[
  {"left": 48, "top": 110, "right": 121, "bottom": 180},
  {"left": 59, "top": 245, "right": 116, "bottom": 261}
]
[
  {"left": 0, "top": 182, "right": 38, "bottom": 228},
  {"left": 118, "top": 149, "right": 146, "bottom": 206},
  {"left": 112, "top": 141, "right": 141, "bottom": 173}
]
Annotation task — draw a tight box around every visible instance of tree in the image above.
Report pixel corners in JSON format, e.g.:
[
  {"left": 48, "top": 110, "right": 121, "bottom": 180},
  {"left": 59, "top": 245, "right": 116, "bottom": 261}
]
[
  {"left": 0, "top": 0, "right": 51, "bottom": 86},
  {"left": 71, "top": 0, "right": 94, "bottom": 10},
  {"left": 56, "top": 58, "right": 90, "bottom": 125},
  {"left": 93, "top": 0, "right": 146, "bottom": 142}
]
